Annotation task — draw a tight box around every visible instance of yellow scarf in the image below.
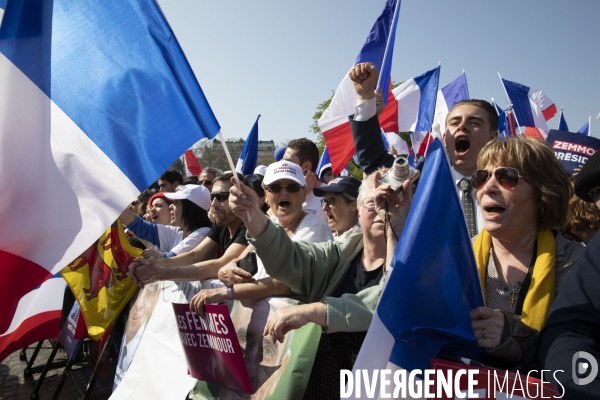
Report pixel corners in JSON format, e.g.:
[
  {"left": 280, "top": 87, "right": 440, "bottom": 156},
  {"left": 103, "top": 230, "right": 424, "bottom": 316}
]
[{"left": 472, "top": 228, "right": 556, "bottom": 331}]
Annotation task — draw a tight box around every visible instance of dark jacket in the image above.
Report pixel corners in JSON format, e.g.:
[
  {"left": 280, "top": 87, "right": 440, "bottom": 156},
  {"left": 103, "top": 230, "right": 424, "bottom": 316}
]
[{"left": 539, "top": 233, "right": 600, "bottom": 399}]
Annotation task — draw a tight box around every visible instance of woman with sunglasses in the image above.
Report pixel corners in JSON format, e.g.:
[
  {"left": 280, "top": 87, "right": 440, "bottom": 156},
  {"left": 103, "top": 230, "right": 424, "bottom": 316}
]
[
  {"left": 120, "top": 185, "right": 213, "bottom": 258},
  {"left": 313, "top": 176, "right": 362, "bottom": 241},
  {"left": 469, "top": 138, "right": 584, "bottom": 367}
]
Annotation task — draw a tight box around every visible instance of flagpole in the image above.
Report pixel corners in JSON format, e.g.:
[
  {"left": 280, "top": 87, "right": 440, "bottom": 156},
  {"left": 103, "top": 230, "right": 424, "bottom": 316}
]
[
  {"left": 375, "top": 0, "right": 401, "bottom": 92},
  {"left": 558, "top": 107, "right": 563, "bottom": 130},
  {"left": 497, "top": 72, "right": 523, "bottom": 134},
  {"left": 491, "top": 97, "right": 499, "bottom": 114},
  {"left": 217, "top": 131, "right": 251, "bottom": 222}
]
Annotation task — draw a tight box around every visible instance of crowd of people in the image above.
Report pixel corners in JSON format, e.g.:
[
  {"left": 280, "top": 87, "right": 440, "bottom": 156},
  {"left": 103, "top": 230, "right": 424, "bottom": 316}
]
[{"left": 118, "top": 62, "right": 600, "bottom": 398}]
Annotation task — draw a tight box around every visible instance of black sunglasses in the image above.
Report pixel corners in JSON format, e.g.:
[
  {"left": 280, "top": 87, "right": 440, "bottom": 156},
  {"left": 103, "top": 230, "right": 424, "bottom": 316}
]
[
  {"left": 265, "top": 183, "right": 303, "bottom": 194},
  {"left": 210, "top": 192, "right": 230, "bottom": 202},
  {"left": 199, "top": 180, "right": 212, "bottom": 186},
  {"left": 470, "top": 167, "right": 524, "bottom": 190},
  {"left": 320, "top": 198, "right": 336, "bottom": 208}
]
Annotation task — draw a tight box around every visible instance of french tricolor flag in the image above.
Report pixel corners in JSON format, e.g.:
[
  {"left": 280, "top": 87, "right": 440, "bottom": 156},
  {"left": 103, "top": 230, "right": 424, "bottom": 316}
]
[
  {"left": 350, "top": 140, "right": 484, "bottom": 398},
  {"left": 319, "top": 0, "right": 401, "bottom": 174},
  {"left": 0, "top": 0, "right": 220, "bottom": 359},
  {"left": 501, "top": 77, "right": 557, "bottom": 139},
  {"left": 392, "top": 66, "right": 440, "bottom": 155}
]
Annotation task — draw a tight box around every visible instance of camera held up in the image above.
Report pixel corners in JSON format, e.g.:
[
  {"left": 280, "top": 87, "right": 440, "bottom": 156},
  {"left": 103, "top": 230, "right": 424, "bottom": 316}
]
[{"left": 378, "top": 156, "right": 420, "bottom": 192}]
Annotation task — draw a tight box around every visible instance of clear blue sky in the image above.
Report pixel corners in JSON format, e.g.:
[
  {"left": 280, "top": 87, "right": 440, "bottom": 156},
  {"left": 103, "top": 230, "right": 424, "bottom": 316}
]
[{"left": 158, "top": 0, "right": 600, "bottom": 144}]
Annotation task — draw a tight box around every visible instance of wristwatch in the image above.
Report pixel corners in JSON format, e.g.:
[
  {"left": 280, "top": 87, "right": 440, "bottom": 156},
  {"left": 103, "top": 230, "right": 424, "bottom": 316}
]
[{"left": 226, "top": 283, "right": 234, "bottom": 300}]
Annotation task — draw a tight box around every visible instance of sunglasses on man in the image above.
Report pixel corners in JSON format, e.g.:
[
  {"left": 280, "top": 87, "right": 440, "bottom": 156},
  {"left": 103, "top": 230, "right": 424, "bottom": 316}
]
[
  {"left": 470, "top": 167, "right": 525, "bottom": 191},
  {"left": 210, "top": 192, "right": 230, "bottom": 202},
  {"left": 199, "top": 179, "right": 212, "bottom": 187},
  {"left": 265, "top": 183, "right": 304, "bottom": 194}
]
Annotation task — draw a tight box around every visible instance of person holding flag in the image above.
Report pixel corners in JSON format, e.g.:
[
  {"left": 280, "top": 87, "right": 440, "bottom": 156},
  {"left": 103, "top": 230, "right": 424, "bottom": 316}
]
[
  {"left": 225, "top": 165, "right": 413, "bottom": 360},
  {"left": 349, "top": 62, "right": 498, "bottom": 237}
]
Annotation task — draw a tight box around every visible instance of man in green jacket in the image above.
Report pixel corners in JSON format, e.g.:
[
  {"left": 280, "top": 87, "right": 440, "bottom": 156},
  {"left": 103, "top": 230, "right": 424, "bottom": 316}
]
[{"left": 225, "top": 168, "right": 413, "bottom": 342}]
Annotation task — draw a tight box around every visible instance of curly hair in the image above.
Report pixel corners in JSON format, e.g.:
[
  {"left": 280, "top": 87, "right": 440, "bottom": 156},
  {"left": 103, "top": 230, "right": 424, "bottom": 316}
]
[
  {"left": 565, "top": 179, "right": 600, "bottom": 234},
  {"left": 477, "top": 137, "right": 571, "bottom": 230}
]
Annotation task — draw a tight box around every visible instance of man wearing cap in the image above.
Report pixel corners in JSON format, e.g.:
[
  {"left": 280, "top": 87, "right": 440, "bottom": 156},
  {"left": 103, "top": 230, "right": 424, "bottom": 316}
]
[
  {"left": 540, "top": 151, "right": 600, "bottom": 399},
  {"left": 128, "top": 172, "right": 250, "bottom": 286},
  {"left": 212, "top": 168, "right": 413, "bottom": 340},
  {"left": 283, "top": 138, "right": 328, "bottom": 223},
  {"left": 189, "top": 161, "right": 332, "bottom": 311},
  {"left": 313, "top": 176, "right": 362, "bottom": 241}
]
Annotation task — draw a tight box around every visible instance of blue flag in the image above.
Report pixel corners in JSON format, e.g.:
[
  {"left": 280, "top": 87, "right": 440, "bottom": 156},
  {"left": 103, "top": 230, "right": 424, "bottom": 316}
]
[
  {"left": 578, "top": 121, "right": 590, "bottom": 135},
  {"left": 558, "top": 109, "right": 569, "bottom": 132},
  {"left": 353, "top": 139, "right": 484, "bottom": 379},
  {"left": 492, "top": 101, "right": 508, "bottom": 137},
  {"left": 355, "top": 0, "right": 401, "bottom": 106},
  {"left": 236, "top": 115, "right": 260, "bottom": 176}
]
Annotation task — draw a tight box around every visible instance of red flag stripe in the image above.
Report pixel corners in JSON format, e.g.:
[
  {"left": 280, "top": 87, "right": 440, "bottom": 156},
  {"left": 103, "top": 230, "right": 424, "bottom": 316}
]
[
  {"left": 0, "top": 310, "right": 61, "bottom": 363},
  {"left": 0, "top": 250, "right": 53, "bottom": 334},
  {"left": 322, "top": 122, "right": 356, "bottom": 175}
]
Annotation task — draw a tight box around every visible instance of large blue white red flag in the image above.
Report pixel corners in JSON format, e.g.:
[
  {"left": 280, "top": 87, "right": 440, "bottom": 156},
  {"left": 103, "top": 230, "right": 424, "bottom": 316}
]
[
  {"left": 558, "top": 108, "right": 569, "bottom": 132},
  {"left": 501, "top": 77, "right": 557, "bottom": 139},
  {"left": 432, "top": 73, "right": 469, "bottom": 139},
  {"left": 236, "top": 114, "right": 261, "bottom": 176},
  {"left": 351, "top": 139, "right": 484, "bottom": 398},
  {"left": 391, "top": 66, "right": 440, "bottom": 155},
  {"left": 0, "top": 0, "right": 220, "bottom": 359},
  {"left": 319, "top": 0, "right": 401, "bottom": 174}
]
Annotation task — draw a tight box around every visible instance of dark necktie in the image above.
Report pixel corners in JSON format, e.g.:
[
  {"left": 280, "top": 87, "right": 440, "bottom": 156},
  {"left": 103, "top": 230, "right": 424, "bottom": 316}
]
[{"left": 459, "top": 178, "right": 477, "bottom": 237}]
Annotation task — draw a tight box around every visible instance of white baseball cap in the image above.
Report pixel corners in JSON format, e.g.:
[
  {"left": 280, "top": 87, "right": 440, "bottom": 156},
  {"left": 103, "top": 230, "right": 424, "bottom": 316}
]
[
  {"left": 254, "top": 165, "right": 267, "bottom": 177},
  {"left": 262, "top": 161, "right": 306, "bottom": 187},
  {"left": 163, "top": 184, "right": 211, "bottom": 211}
]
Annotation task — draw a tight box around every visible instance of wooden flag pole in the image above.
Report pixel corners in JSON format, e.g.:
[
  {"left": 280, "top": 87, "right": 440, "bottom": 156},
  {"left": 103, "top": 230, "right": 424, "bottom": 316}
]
[{"left": 217, "top": 131, "right": 251, "bottom": 222}]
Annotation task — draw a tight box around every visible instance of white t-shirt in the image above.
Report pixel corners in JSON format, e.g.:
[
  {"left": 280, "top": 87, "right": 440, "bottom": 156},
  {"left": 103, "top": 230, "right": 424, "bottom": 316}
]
[
  {"left": 155, "top": 225, "right": 211, "bottom": 255},
  {"left": 253, "top": 213, "right": 333, "bottom": 279},
  {"left": 303, "top": 191, "right": 328, "bottom": 224}
]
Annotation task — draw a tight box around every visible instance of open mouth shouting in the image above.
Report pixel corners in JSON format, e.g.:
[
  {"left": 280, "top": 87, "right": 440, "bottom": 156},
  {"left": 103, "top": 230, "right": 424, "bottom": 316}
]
[
  {"left": 483, "top": 203, "right": 506, "bottom": 218},
  {"left": 278, "top": 199, "right": 291, "bottom": 210},
  {"left": 454, "top": 135, "right": 471, "bottom": 157}
]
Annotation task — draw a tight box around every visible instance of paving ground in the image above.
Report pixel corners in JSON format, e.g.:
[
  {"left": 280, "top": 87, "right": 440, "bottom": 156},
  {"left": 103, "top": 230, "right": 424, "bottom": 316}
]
[{"left": 0, "top": 341, "right": 114, "bottom": 400}]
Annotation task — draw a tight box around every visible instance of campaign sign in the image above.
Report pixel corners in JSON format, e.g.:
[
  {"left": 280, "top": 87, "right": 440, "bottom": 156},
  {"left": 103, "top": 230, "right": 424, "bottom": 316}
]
[
  {"left": 58, "top": 302, "right": 87, "bottom": 359},
  {"left": 546, "top": 130, "right": 600, "bottom": 174},
  {"left": 431, "top": 358, "right": 562, "bottom": 399},
  {"left": 172, "top": 302, "right": 252, "bottom": 393}
]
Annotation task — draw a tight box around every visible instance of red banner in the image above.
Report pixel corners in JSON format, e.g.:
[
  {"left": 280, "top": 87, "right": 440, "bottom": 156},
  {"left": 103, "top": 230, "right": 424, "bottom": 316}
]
[{"left": 172, "top": 303, "right": 252, "bottom": 393}]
